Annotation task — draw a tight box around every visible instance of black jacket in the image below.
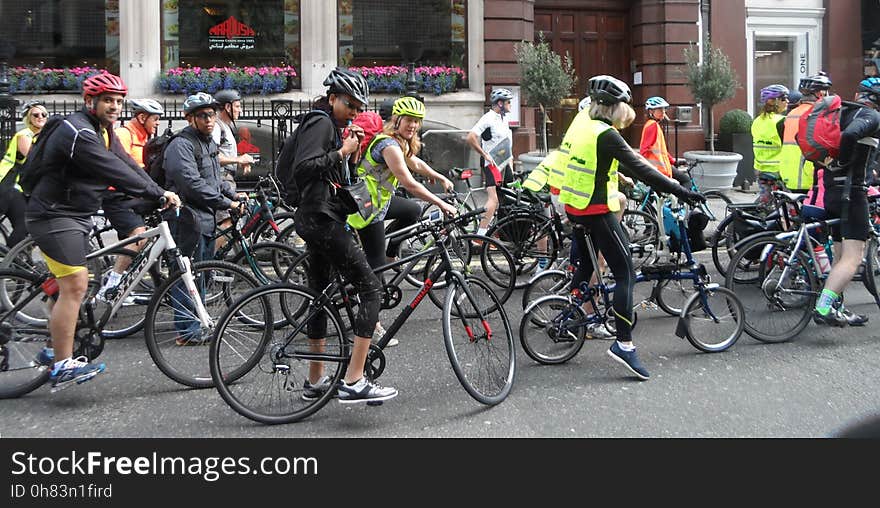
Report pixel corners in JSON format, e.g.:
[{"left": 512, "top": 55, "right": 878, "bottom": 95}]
[
  {"left": 26, "top": 108, "right": 165, "bottom": 220},
  {"left": 291, "top": 111, "right": 353, "bottom": 224}
]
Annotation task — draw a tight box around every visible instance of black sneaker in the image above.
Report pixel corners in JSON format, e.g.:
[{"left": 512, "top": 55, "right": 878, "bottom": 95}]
[
  {"left": 336, "top": 377, "right": 398, "bottom": 404},
  {"left": 607, "top": 341, "right": 650, "bottom": 380},
  {"left": 301, "top": 376, "right": 333, "bottom": 401},
  {"left": 812, "top": 307, "right": 848, "bottom": 327}
]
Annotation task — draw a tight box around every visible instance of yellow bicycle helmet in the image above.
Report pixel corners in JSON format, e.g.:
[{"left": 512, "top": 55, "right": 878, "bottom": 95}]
[{"left": 391, "top": 96, "right": 426, "bottom": 119}]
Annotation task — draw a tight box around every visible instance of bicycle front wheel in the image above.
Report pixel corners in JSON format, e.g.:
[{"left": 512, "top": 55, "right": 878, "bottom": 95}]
[
  {"left": 519, "top": 294, "right": 586, "bottom": 364},
  {"left": 210, "top": 284, "right": 347, "bottom": 424},
  {"left": 653, "top": 277, "right": 695, "bottom": 316},
  {"left": 521, "top": 269, "right": 571, "bottom": 310},
  {"left": 144, "top": 260, "right": 260, "bottom": 388},
  {"left": 683, "top": 285, "right": 744, "bottom": 353},
  {"left": 0, "top": 269, "right": 52, "bottom": 399},
  {"left": 443, "top": 276, "right": 515, "bottom": 405}
]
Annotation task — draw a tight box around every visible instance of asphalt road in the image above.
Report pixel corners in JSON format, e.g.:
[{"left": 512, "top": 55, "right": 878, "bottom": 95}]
[{"left": 3, "top": 186, "right": 879, "bottom": 438}]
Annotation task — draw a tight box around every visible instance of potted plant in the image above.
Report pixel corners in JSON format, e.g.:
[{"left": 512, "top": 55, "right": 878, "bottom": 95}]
[
  {"left": 717, "top": 108, "right": 755, "bottom": 189},
  {"left": 681, "top": 42, "right": 743, "bottom": 190},
  {"left": 514, "top": 36, "right": 576, "bottom": 172}
]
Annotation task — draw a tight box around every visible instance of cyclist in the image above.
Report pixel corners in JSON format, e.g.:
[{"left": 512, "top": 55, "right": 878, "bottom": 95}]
[
  {"left": 98, "top": 98, "right": 167, "bottom": 299},
  {"left": 0, "top": 100, "right": 48, "bottom": 248},
  {"left": 346, "top": 96, "right": 456, "bottom": 347},
  {"left": 24, "top": 73, "right": 180, "bottom": 391},
  {"left": 289, "top": 67, "right": 397, "bottom": 404},
  {"left": 467, "top": 88, "right": 514, "bottom": 239},
  {"left": 812, "top": 77, "right": 880, "bottom": 326},
  {"left": 752, "top": 84, "right": 789, "bottom": 206},
  {"left": 212, "top": 89, "right": 254, "bottom": 251},
  {"left": 558, "top": 75, "right": 705, "bottom": 380},
  {"left": 779, "top": 73, "right": 832, "bottom": 194},
  {"left": 639, "top": 96, "right": 693, "bottom": 186}
]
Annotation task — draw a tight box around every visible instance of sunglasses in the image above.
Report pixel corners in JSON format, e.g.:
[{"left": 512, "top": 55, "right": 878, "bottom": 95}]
[
  {"left": 339, "top": 97, "right": 366, "bottom": 114},
  {"left": 30, "top": 112, "right": 48, "bottom": 118},
  {"left": 195, "top": 111, "right": 217, "bottom": 120}
]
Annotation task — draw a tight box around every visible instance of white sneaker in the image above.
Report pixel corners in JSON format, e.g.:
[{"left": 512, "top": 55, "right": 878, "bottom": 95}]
[
  {"left": 336, "top": 377, "right": 398, "bottom": 404},
  {"left": 371, "top": 323, "right": 399, "bottom": 348},
  {"left": 585, "top": 322, "right": 615, "bottom": 340}
]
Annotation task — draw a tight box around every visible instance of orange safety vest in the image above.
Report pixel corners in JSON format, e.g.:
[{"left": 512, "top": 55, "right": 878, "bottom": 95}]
[
  {"left": 115, "top": 119, "right": 150, "bottom": 168},
  {"left": 641, "top": 118, "right": 673, "bottom": 178},
  {"left": 778, "top": 102, "right": 815, "bottom": 191}
]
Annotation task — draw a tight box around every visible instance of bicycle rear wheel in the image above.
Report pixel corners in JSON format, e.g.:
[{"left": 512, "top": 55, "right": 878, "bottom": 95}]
[
  {"left": 443, "top": 276, "right": 515, "bottom": 405},
  {"left": 487, "top": 213, "right": 557, "bottom": 288},
  {"left": 519, "top": 294, "right": 586, "bottom": 364},
  {"left": 0, "top": 269, "right": 52, "bottom": 399},
  {"left": 682, "top": 285, "right": 744, "bottom": 353},
  {"left": 724, "top": 237, "right": 817, "bottom": 343},
  {"left": 653, "top": 277, "right": 695, "bottom": 316},
  {"left": 621, "top": 209, "right": 660, "bottom": 270},
  {"left": 210, "top": 283, "right": 347, "bottom": 424},
  {"left": 144, "top": 260, "right": 260, "bottom": 388}
]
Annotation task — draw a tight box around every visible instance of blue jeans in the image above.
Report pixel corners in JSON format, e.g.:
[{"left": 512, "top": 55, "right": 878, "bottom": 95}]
[{"left": 170, "top": 232, "right": 214, "bottom": 340}]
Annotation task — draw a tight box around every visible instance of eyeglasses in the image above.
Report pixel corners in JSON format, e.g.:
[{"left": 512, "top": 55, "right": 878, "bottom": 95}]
[
  {"left": 339, "top": 97, "right": 366, "bottom": 114},
  {"left": 195, "top": 111, "right": 217, "bottom": 120},
  {"left": 30, "top": 112, "right": 47, "bottom": 118}
]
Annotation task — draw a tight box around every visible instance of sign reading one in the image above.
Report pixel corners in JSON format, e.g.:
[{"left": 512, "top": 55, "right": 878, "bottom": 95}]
[{"left": 208, "top": 16, "right": 256, "bottom": 51}]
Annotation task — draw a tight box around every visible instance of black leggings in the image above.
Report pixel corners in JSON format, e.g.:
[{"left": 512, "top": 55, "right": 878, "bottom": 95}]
[
  {"left": 357, "top": 195, "right": 421, "bottom": 269},
  {"left": 294, "top": 212, "right": 382, "bottom": 338},
  {"left": 567, "top": 212, "right": 635, "bottom": 341},
  {"left": 0, "top": 186, "right": 28, "bottom": 247}
]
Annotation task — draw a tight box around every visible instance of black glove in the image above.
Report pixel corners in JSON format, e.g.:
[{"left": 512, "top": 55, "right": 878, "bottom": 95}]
[{"left": 676, "top": 188, "right": 706, "bottom": 206}]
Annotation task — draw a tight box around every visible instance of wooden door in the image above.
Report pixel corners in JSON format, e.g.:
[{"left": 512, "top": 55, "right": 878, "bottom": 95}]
[{"left": 534, "top": 9, "right": 630, "bottom": 149}]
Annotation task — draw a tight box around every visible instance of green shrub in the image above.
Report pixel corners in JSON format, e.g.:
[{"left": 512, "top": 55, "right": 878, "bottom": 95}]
[{"left": 719, "top": 109, "right": 752, "bottom": 134}]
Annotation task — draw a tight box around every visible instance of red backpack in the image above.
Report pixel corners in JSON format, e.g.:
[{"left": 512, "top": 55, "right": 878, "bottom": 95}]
[
  {"left": 344, "top": 111, "right": 385, "bottom": 161},
  {"left": 796, "top": 94, "right": 842, "bottom": 163}
]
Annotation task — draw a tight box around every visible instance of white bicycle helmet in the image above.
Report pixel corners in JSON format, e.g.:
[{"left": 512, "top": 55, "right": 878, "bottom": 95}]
[
  {"left": 183, "top": 92, "right": 218, "bottom": 115},
  {"left": 129, "top": 98, "right": 164, "bottom": 115}
]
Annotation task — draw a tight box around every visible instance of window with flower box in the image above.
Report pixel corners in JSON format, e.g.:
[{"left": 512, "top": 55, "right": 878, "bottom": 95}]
[{"left": 161, "top": 0, "right": 301, "bottom": 89}]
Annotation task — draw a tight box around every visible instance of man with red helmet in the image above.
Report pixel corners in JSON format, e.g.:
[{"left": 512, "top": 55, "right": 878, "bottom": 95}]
[{"left": 25, "top": 72, "right": 180, "bottom": 392}]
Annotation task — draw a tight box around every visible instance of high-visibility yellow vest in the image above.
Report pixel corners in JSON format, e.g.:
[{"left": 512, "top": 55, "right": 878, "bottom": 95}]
[
  {"left": 347, "top": 134, "right": 399, "bottom": 229},
  {"left": 751, "top": 113, "right": 784, "bottom": 175},
  {"left": 641, "top": 118, "right": 673, "bottom": 177},
  {"left": 0, "top": 128, "right": 34, "bottom": 190},
  {"left": 558, "top": 118, "right": 620, "bottom": 211},
  {"left": 778, "top": 102, "right": 814, "bottom": 191},
  {"left": 523, "top": 148, "right": 569, "bottom": 192}
]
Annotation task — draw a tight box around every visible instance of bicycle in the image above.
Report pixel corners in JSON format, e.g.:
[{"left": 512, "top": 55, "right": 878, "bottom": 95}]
[
  {"left": 209, "top": 208, "right": 516, "bottom": 424},
  {"left": 520, "top": 195, "right": 745, "bottom": 360},
  {"left": 724, "top": 190, "right": 880, "bottom": 343},
  {"left": 0, "top": 199, "right": 261, "bottom": 398}
]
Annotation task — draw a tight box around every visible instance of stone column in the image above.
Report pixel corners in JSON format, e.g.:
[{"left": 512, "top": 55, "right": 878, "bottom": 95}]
[
  {"left": 300, "top": 0, "right": 339, "bottom": 99},
  {"left": 119, "top": 0, "right": 162, "bottom": 98}
]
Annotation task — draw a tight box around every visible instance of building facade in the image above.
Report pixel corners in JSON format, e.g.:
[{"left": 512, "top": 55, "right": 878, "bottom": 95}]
[{"left": 0, "top": 0, "right": 872, "bottom": 159}]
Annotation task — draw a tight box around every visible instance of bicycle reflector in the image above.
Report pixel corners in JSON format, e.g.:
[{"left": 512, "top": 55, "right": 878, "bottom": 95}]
[{"left": 459, "top": 169, "right": 473, "bottom": 180}]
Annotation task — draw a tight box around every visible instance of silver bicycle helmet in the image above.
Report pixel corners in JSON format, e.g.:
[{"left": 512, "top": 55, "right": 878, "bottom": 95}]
[
  {"left": 323, "top": 67, "right": 370, "bottom": 105},
  {"left": 798, "top": 72, "right": 832, "bottom": 94},
  {"left": 588, "top": 75, "right": 632, "bottom": 105},
  {"left": 183, "top": 92, "right": 218, "bottom": 115},
  {"left": 213, "top": 89, "right": 242, "bottom": 105},
  {"left": 490, "top": 88, "right": 514, "bottom": 103},
  {"left": 129, "top": 98, "right": 164, "bottom": 115}
]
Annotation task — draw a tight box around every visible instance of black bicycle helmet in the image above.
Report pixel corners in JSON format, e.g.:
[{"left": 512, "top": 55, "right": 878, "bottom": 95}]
[
  {"left": 858, "top": 77, "right": 880, "bottom": 105},
  {"left": 798, "top": 71, "right": 832, "bottom": 94},
  {"left": 213, "top": 89, "right": 242, "bottom": 105},
  {"left": 588, "top": 75, "right": 632, "bottom": 105},
  {"left": 323, "top": 67, "right": 370, "bottom": 105}
]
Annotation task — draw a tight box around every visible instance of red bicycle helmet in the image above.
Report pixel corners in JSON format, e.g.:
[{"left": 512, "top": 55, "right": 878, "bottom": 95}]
[{"left": 82, "top": 73, "right": 128, "bottom": 98}]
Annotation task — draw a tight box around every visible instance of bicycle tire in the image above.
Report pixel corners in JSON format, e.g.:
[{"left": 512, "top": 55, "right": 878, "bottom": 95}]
[
  {"left": 486, "top": 212, "right": 558, "bottom": 289},
  {"left": 621, "top": 209, "right": 660, "bottom": 271},
  {"left": 724, "top": 236, "right": 817, "bottom": 343},
  {"left": 683, "top": 285, "right": 745, "bottom": 353},
  {"left": 861, "top": 236, "right": 880, "bottom": 312},
  {"left": 210, "top": 283, "right": 347, "bottom": 424},
  {"left": 443, "top": 276, "right": 515, "bottom": 405},
  {"left": 519, "top": 294, "right": 586, "bottom": 365},
  {"left": 144, "top": 260, "right": 260, "bottom": 388},
  {"left": 520, "top": 269, "right": 570, "bottom": 310},
  {"left": 0, "top": 269, "right": 52, "bottom": 399},
  {"left": 653, "top": 278, "right": 696, "bottom": 317},
  {"left": 230, "top": 241, "right": 302, "bottom": 284}
]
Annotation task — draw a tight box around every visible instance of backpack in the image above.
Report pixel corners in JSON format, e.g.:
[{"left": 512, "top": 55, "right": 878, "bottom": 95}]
[
  {"left": 797, "top": 95, "right": 843, "bottom": 163},
  {"left": 144, "top": 128, "right": 203, "bottom": 188},
  {"left": 350, "top": 111, "right": 385, "bottom": 159},
  {"left": 275, "top": 110, "right": 334, "bottom": 208},
  {"left": 17, "top": 115, "right": 71, "bottom": 198}
]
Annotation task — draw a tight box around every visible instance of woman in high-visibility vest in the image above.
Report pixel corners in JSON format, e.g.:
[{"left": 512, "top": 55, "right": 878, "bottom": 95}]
[
  {"left": 559, "top": 75, "right": 705, "bottom": 381},
  {"left": 752, "top": 84, "right": 789, "bottom": 205},
  {"left": 0, "top": 100, "right": 47, "bottom": 247}
]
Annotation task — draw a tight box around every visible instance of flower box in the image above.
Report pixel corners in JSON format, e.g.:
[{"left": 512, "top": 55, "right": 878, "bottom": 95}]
[
  {"left": 350, "top": 66, "right": 465, "bottom": 95},
  {"left": 156, "top": 66, "right": 298, "bottom": 95},
  {"left": 8, "top": 67, "right": 106, "bottom": 94}
]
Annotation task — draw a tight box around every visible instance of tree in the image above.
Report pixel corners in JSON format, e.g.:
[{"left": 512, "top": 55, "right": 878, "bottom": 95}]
[
  {"left": 682, "top": 41, "right": 739, "bottom": 152},
  {"left": 514, "top": 36, "right": 576, "bottom": 154}
]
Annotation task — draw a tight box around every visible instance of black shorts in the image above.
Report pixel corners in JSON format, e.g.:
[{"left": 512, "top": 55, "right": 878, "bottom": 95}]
[
  {"left": 482, "top": 164, "right": 512, "bottom": 188},
  {"left": 102, "top": 194, "right": 145, "bottom": 237},
  {"left": 824, "top": 188, "right": 869, "bottom": 242},
  {"left": 26, "top": 216, "right": 92, "bottom": 277}
]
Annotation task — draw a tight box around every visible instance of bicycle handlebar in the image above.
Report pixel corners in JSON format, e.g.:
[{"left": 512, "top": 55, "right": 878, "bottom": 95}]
[{"left": 384, "top": 207, "right": 487, "bottom": 242}]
